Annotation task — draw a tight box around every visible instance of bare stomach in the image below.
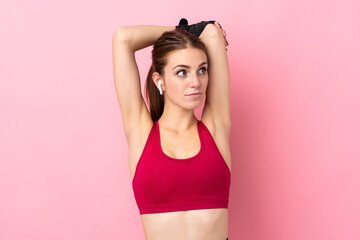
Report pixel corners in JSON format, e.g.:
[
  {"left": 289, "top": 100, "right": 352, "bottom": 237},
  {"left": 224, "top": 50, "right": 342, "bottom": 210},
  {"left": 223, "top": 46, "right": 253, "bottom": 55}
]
[{"left": 140, "top": 208, "right": 229, "bottom": 240}]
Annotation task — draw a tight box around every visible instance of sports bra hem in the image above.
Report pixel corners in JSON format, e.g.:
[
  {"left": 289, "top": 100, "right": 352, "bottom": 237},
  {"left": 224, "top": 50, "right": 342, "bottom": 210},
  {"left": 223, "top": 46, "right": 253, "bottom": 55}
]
[{"left": 139, "top": 199, "right": 229, "bottom": 215}]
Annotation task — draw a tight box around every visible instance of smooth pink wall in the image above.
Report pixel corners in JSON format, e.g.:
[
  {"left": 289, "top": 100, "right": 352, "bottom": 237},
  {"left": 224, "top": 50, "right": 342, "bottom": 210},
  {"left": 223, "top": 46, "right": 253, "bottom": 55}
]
[{"left": 1, "top": 0, "right": 359, "bottom": 240}]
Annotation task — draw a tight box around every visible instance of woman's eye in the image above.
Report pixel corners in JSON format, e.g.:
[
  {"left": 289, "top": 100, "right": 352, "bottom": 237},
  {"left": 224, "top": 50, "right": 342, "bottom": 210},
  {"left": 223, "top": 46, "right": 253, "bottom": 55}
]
[
  {"left": 199, "top": 67, "right": 207, "bottom": 74},
  {"left": 177, "top": 70, "right": 186, "bottom": 77}
]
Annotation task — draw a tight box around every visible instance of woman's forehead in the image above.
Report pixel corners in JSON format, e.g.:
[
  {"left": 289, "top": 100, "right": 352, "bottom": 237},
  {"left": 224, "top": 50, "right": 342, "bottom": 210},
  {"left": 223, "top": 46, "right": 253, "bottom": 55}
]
[{"left": 166, "top": 48, "right": 207, "bottom": 68}]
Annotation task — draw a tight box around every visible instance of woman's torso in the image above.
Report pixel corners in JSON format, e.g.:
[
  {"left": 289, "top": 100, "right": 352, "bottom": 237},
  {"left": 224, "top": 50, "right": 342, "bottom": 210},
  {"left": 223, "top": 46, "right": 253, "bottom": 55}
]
[{"left": 129, "top": 115, "right": 231, "bottom": 240}]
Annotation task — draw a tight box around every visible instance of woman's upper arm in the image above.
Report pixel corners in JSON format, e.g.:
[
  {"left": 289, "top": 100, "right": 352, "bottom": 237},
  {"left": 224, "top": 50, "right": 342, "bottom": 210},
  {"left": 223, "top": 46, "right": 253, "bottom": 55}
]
[
  {"left": 112, "top": 28, "right": 150, "bottom": 138},
  {"left": 199, "top": 24, "right": 231, "bottom": 134}
]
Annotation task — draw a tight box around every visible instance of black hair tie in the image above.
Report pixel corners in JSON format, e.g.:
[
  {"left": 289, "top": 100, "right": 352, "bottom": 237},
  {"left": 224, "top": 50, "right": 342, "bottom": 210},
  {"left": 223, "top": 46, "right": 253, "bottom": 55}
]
[{"left": 176, "top": 18, "right": 215, "bottom": 37}]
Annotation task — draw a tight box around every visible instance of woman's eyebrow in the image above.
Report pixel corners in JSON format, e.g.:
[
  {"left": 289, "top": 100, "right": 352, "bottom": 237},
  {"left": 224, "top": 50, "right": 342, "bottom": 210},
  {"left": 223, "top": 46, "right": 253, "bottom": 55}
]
[{"left": 172, "top": 62, "right": 207, "bottom": 70}]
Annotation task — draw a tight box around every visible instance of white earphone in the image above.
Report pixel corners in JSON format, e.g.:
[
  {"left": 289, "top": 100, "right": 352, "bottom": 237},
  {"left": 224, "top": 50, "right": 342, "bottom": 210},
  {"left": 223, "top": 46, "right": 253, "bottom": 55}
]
[{"left": 157, "top": 80, "right": 163, "bottom": 95}]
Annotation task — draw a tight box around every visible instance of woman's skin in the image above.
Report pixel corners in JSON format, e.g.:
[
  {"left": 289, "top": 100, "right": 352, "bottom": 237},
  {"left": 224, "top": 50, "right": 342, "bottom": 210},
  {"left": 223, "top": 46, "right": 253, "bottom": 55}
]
[{"left": 112, "top": 22, "right": 231, "bottom": 240}]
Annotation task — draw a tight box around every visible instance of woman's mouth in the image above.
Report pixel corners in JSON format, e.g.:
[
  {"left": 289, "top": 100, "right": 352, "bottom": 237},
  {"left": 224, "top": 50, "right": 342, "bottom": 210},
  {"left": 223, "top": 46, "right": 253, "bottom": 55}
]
[{"left": 186, "top": 93, "right": 202, "bottom": 98}]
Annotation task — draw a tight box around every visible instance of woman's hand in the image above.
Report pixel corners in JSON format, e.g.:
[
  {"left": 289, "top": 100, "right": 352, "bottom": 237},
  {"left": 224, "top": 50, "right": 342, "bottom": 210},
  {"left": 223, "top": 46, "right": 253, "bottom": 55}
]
[{"left": 214, "top": 21, "right": 229, "bottom": 48}]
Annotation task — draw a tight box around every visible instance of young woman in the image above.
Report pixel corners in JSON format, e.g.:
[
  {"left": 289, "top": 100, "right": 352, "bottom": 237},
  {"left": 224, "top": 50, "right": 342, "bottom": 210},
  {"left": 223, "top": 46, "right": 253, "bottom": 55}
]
[{"left": 112, "top": 18, "right": 231, "bottom": 240}]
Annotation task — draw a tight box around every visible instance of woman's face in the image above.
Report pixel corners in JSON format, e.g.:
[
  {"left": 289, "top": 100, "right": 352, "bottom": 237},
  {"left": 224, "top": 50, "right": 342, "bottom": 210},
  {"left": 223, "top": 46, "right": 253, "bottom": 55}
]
[{"left": 162, "top": 47, "right": 208, "bottom": 110}]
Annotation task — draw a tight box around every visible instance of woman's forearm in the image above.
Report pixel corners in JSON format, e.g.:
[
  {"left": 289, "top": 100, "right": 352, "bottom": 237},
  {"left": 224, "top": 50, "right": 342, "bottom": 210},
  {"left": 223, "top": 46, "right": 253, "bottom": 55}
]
[{"left": 114, "top": 25, "right": 176, "bottom": 52}]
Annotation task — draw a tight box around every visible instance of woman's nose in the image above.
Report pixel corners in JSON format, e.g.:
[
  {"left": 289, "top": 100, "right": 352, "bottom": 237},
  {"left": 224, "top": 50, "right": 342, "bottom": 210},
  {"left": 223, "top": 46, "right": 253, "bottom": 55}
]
[{"left": 188, "top": 72, "right": 201, "bottom": 86}]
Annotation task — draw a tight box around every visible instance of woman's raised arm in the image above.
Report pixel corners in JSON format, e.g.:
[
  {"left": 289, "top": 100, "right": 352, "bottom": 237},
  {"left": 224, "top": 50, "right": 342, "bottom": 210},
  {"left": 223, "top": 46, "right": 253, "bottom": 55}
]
[
  {"left": 199, "top": 22, "right": 231, "bottom": 137},
  {"left": 113, "top": 25, "right": 176, "bottom": 52},
  {"left": 112, "top": 25, "right": 175, "bottom": 139}
]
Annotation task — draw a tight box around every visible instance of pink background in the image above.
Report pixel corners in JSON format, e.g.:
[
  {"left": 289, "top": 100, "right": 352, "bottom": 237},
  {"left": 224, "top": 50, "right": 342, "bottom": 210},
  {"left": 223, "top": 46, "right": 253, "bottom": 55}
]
[{"left": 1, "top": 0, "right": 359, "bottom": 239}]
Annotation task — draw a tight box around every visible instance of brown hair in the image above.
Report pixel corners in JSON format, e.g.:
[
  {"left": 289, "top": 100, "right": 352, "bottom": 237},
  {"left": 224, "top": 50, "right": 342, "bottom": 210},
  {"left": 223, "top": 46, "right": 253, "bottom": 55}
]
[{"left": 144, "top": 28, "right": 208, "bottom": 122}]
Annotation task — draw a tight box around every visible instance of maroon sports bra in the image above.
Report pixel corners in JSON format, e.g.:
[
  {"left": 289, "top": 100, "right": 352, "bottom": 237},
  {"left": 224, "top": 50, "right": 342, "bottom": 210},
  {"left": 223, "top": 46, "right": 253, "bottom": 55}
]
[{"left": 132, "top": 120, "right": 231, "bottom": 215}]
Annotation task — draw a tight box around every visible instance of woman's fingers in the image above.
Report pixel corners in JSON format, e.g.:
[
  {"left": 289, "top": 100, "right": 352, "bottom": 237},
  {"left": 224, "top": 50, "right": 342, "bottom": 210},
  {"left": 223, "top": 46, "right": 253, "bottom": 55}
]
[{"left": 214, "top": 21, "right": 229, "bottom": 48}]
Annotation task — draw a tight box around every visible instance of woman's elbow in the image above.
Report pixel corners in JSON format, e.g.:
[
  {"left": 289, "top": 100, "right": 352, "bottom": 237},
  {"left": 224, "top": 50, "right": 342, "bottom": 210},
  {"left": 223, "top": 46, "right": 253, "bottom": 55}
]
[{"left": 113, "top": 27, "right": 131, "bottom": 44}]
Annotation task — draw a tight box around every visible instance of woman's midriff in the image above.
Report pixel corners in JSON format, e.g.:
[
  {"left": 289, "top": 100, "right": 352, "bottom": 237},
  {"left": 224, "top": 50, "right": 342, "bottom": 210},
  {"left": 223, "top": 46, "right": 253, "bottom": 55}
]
[{"left": 140, "top": 208, "right": 228, "bottom": 240}]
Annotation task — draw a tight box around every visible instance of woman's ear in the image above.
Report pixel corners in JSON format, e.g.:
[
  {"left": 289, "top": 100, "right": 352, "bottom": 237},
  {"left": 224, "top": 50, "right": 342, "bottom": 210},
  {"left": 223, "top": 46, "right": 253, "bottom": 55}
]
[
  {"left": 152, "top": 72, "right": 160, "bottom": 85},
  {"left": 152, "top": 72, "right": 164, "bottom": 93}
]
